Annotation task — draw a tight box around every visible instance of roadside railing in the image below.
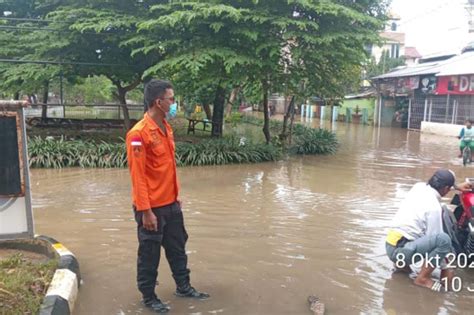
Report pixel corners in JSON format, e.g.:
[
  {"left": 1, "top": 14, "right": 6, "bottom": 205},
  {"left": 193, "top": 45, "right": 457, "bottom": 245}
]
[{"left": 23, "top": 103, "right": 145, "bottom": 120}]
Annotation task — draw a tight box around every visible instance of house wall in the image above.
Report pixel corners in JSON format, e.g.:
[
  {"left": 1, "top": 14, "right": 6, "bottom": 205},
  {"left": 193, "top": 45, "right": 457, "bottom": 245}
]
[
  {"left": 405, "top": 57, "right": 418, "bottom": 65},
  {"left": 338, "top": 98, "right": 376, "bottom": 121}
]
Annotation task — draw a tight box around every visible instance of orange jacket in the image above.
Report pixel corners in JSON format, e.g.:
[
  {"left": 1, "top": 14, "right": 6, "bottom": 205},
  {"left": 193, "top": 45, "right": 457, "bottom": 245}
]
[{"left": 126, "top": 113, "right": 179, "bottom": 211}]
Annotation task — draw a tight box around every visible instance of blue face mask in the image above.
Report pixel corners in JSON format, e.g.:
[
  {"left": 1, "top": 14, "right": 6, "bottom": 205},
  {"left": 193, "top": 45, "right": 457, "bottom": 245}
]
[{"left": 167, "top": 102, "right": 177, "bottom": 119}]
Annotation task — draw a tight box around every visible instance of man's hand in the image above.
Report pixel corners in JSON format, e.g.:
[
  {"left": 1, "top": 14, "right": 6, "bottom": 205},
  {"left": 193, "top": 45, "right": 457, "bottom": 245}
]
[
  {"left": 142, "top": 209, "right": 158, "bottom": 231},
  {"left": 455, "top": 182, "right": 473, "bottom": 192}
]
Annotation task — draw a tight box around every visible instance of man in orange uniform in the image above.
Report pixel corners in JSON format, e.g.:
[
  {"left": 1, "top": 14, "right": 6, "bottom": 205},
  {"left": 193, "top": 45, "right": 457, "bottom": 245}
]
[{"left": 126, "top": 79, "right": 209, "bottom": 313}]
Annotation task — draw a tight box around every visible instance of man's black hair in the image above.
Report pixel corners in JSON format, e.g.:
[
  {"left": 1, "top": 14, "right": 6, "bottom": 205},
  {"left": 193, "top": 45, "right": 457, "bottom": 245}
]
[
  {"left": 144, "top": 79, "right": 173, "bottom": 110},
  {"left": 428, "top": 169, "right": 455, "bottom": 192}
]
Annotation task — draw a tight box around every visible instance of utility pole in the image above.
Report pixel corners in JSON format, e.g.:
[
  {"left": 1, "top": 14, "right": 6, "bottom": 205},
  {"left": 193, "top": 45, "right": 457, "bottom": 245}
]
[{"left": 467, "top": 0, "right": 474, "bottom": 34}]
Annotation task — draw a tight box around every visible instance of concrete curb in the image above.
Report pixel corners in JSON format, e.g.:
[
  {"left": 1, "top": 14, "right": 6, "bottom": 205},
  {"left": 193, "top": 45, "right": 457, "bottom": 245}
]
[{"left": 36, "top": 235, "right": 81, "bottom": 315}]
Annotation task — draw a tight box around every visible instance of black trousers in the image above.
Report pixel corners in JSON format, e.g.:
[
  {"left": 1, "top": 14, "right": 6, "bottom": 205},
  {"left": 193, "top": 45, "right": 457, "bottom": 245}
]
[{"left": 134, "top": 202, "right": 190, "bottom": 299}]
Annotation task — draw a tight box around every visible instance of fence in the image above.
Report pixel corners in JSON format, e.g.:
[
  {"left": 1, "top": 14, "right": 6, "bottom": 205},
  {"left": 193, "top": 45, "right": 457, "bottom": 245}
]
[
  {"left": 24, "top": 103, "right": 145, "bottom": 120},
  {"left": 408, "top": 95, "right": 474, "bottom": 130}
]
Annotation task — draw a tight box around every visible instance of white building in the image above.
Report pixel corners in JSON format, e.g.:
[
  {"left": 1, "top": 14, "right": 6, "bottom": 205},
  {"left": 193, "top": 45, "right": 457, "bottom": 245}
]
[{"left": 370, "top": 12, "right": 406, "bottom": 63}]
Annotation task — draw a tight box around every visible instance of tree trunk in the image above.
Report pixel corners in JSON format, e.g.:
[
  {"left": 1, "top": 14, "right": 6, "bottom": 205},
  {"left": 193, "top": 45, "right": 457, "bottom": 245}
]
[
  {"left": 108, "top": 76, "right": 141, "bottom": 130},
  {"left": 280, "top": 96, "right": 295, "bottom": 143},
  {"left": 225, "top": 87, "right": 240, "bottom": 117},
  {"left": 41, "top": 81, "right": 49, "bottom": 121},
  {"left": 211, "top": 85, "right": 226, "bottom": 137},
  {"left": 262, "top": 80, "right": 271, "bottom": 144},
  {"left": 203, "top": 104, "right": 212, "bottom": 120},
  {"left": 288, "top": 99, "right": 297, "bottom": 145},
  {"left": 117, "top": 87, "right": 131, "bottom": 130}
]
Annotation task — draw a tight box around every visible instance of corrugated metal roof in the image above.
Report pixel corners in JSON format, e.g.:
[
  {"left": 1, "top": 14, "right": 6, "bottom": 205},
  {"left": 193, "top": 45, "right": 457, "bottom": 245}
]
[
  {"left": 345, "top": 88, "right": 376, "bottom": 99},
  {"left": 436, "top": 51, "right": 474, "bottom": 76},
  {"left": 373, "top": 51, "right": 474, "bottom": 80},
  {"left": 372, "top": 61, "right": 442, "bottom": 79}
]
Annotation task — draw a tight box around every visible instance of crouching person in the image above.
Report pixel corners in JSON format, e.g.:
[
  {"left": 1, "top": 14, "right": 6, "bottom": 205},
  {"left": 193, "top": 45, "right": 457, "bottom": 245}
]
[{"left": 385, "top": 169, "right": 471, "bottom": 291}]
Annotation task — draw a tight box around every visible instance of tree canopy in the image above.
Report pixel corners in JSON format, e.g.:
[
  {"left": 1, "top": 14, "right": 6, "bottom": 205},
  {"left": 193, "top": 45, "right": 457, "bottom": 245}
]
[
  {"left": 134, "top": 0, "right": 387, "bottom": 139},
  {"left": 1, "top": 0, "right": 389, "bottom": 135}
]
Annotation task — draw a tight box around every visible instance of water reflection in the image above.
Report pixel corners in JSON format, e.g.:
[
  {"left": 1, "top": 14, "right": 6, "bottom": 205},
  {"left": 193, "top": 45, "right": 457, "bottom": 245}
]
[{"left": 31, "top": 120, "right": 474, "bottom": 314}]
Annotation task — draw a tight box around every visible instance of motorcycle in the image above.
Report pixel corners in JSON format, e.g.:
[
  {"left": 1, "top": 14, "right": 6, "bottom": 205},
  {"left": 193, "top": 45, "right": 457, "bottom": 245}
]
[{"left": 445, "top": 181, "right": 474, "bottom": 260}]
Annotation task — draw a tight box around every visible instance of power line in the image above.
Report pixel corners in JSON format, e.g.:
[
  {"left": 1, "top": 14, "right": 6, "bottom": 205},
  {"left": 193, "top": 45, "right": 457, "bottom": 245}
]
[
  {"left": 395, "top": 0, "right": 453, "bottom": 27},
  {"left": 0, "top": 58, "right": 128, "bottom": 67},
  {"left": 0, "top": 25, "right": 58, "bottom": 32},
  {"left": 0, "top": 25, "right": 130, "bottom": 37},
  {"left": 0, "top": 17, "right": 70, "bottom": 24},
  {"left": 0, "top": 16, "right": 133, "bottom": 36}
]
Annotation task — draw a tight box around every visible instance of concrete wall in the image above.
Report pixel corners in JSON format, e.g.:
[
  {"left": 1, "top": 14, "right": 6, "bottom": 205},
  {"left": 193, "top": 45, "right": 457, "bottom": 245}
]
[
  {"left": 421, "top": 121, "right": 464, "bottom": 137},
  {"left": 338, "top": 98, "right": 376, "bottom": 121}
]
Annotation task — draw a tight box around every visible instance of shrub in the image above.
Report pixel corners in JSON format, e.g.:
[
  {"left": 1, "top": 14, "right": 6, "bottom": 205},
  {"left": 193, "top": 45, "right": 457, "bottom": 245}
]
[
  {"left": 27, "top": 136, "right": 281, "bottom": 168},
  {"left": 175, "top": 136, "right": 282, "bottom": 166},
  {"left": 28, "top": 136, "right": 127, "bottom": 168},
  {"left": 27, "top": 116, "right": 336, "bottom": 168},
  {"left": 291, "top": 127, "right": 338, "bottom": 155},
  {"left": 224, "top": 112, "right": 243, "bottom": 127},
  {"left": 240, "top": 116, "right": 338, "bottom": 155}
]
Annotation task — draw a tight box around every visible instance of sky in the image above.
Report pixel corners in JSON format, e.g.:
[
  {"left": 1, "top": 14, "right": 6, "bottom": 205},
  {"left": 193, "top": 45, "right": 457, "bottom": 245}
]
[{"left": 390, "top": 0, "right": 474, "bottom": 56}]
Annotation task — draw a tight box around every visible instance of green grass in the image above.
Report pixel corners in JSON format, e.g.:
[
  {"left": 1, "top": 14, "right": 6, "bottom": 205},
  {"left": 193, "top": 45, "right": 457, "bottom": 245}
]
[{"left": 0, "top": 253, "right": 57, "bottom": 315}]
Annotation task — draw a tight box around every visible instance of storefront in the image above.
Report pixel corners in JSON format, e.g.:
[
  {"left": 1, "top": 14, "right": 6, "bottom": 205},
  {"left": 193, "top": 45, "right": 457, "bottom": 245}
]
[{"left": 373, "top": 50, "right": 474, "bottom": 130}]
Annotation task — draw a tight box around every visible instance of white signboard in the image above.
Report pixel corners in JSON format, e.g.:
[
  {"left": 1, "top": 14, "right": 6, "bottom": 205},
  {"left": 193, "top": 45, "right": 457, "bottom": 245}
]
[{"left": 0, "top": 101, "right": 34, "bottom": 240}]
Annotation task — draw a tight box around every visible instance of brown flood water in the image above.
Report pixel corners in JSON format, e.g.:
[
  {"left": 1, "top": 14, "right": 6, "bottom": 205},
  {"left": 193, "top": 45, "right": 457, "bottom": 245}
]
[{"left": 31, "top": 121, "right": 474, "bottom": 314}]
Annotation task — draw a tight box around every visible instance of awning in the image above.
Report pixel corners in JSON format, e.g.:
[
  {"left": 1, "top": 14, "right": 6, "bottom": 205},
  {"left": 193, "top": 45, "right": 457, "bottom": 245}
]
[
  {"left": 435, "top": 52, "right": 474, "bottom": 76},
  {"left": 372, "top": 61, "right": 442, "bottom": 80}
]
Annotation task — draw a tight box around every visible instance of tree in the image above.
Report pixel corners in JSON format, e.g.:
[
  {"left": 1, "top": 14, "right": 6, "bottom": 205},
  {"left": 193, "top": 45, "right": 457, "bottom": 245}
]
[
  {"left": 136, "top": 0, "right": 387, "bottom": 141},
  {"left": 45, "top": 0, "right": 165, "bottom": 129},
  {"left": 365, "top": 50, "right": 405, "bottom": 79},
  {"left": 0, "top": 0, "right": 69, "bottom": 119},
  {"left": 135, "top": 2, "right": 252, "bottom": 137},
  {"left": 2, "top": 0, "right": 387, "bottom": 135},
  {"left": 170, "top": 72, "right": 224, "bottom": 120},
  {"left": 238, "top": 0, "right": 386, "bottom": 142},
  {"left": 63, "top": 76, "right": 115, "bottom": 105},
  {"left": 1, "top": 0, "right": 164, "bottom": 128}
]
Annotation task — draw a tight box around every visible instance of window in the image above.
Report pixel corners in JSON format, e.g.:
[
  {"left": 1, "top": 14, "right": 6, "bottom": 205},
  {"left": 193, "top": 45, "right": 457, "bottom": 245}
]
[
  {"left": 391, "top": 22, "right": 397, "bottom": 31},
  {"left": 365, "top": 44, "right": 373, "bottom": 55},
  {"left": 390, "top": 44, "right": 400, "bottom": 58}
]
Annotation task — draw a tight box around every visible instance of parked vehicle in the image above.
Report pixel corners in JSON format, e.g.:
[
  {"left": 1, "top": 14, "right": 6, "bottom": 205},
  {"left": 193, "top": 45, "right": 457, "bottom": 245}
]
[{"left": 445, "top": 181, "right": 474, "bottom": 261}]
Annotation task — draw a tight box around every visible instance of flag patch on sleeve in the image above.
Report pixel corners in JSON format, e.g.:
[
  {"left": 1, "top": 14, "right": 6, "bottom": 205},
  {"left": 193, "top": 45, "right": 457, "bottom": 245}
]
[
  {"left": 130, "top": 135, "right": 143, "bottom": 153},
  {"left": 131, "top": 136, "right": 142, "bottom": 146}
]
